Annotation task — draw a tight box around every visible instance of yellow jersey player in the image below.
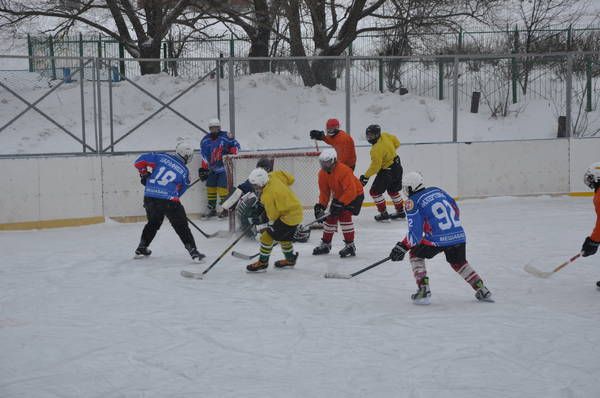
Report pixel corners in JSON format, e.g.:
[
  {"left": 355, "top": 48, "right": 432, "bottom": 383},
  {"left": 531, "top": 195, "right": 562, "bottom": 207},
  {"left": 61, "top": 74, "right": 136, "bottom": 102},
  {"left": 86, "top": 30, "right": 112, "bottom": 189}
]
[
  {"left": 245, "top": 168, "right": 304, "bottom": 272},
  {"left": 359, "top": 125, "right": 405, "bottom": 221}
]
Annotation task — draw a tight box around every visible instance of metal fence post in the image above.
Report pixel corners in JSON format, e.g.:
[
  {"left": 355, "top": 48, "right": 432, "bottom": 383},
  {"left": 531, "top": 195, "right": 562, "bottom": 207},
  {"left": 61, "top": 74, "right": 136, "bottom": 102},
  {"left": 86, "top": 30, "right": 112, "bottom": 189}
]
[
  {"left": 378, "top": 58, "right": 383, "bottom": 93},
  {"left": 119, "top": 42, "right": 126, "bottom": 78},
  {"left": 27, "top": 34, "right": 33, "bottom": 72},
  {"left": 80, "top": 57, "right": 86, "bottom": 153},
  {"left": 452, "top": 57, "right": 459, "bottom": 142},
  {"left": 586, "top": 56, "right": 593, "bottom": 112},
  {"left": 511, "top": 25, "right": 519, "bottom": 104},
  {"left": 346, "top": 55, "right": 352, "bottom": 135},
  {"left": 96, "top": 58, "right": 103, "bottom": 152},
  {"left": 565, "top": 53, "right": 573, "bottom": 137},
  {"left": 229, "top": 34, "right": 234, "bottom": 57},
  {"left": 228, "top": 56, "right": 235, "bottom": 137},
  {"left": 48, "top": 35, "right": 56, "bottom": 80},
  {"left": 78, "top": 33, "right": 84, "bottom": 80},
  {"left": 438, "top": 59, "right": 444, "bottom": 100},
  {"left": 107, "top": 60, "right": 114, "bottom": 152},
  {"left": 216, "top": 58, "right": 221, "bottom": 120},
  {"left": 91, "top": 58, "right": 98, "bottom": 152},
  {"left": 97, "top": 34, "right": 102, "bottom": 69}
]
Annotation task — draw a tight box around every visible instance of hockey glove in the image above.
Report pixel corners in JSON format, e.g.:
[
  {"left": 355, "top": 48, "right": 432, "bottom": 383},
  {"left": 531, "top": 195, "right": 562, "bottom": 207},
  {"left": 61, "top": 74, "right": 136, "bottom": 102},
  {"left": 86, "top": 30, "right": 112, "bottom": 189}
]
[
  {"left": 581, "top": 236, "right": 599, "bottom": 257},
  {"left": 359, "top": 175, "right": 369, "bottom": 186},
  {"left": 330, "top": 199, "right": 344, "bottom": 216},
  {"left": 198, "top": 167, "right": 210, "bottom": 182},
  {"left": 255, "top": 222, "right": 271, "bottom": 234},
  {"left": 314, "top": 203, "right": 326, "bottom": 220},
  {"left": 390, "top": 241, "right": 410, "bottom": 262},
  {"left": 310, "top": 130, "right": 325, "bottom": 140},
  {"left": 140, "top": 173, "right": 148, "bottom": 186}
]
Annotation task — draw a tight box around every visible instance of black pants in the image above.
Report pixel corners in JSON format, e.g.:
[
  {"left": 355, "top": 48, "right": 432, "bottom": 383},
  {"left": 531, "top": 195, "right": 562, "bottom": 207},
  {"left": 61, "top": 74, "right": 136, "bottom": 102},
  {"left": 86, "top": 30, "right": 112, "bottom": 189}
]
[
  {"left": 269, "top": 219, "right": 298, "bottom": 242},
  {"left": 371, "top": 156, "right": 403, "bottom": 195},
  {"left": 410, "top": 243, "right": 467, "bottom": 265},
  {"left": 346, "top": 194, "right": 365, "bottom": 216},
  {"left": 140, "top": 197, "right": 197, "bottom": 250}
]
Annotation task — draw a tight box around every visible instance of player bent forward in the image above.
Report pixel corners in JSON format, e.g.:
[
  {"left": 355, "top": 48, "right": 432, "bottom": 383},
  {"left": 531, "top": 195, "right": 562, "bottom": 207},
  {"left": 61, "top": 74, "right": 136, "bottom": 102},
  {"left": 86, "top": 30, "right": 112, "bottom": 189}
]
[
  {"left": 313, "top": 148, "right": 364, "bottom": 257},
  {"left": 133, "top": 139, "right": 205, "bottom": 262},
  {"left": 580, "top": 162, "right": 600, "bottom": 288},
  {"left": 246, "top": 168, "right": 304, "bottom": 272},
  {"left": 388, "top": 172, "right": 493, "bottom": 304}
]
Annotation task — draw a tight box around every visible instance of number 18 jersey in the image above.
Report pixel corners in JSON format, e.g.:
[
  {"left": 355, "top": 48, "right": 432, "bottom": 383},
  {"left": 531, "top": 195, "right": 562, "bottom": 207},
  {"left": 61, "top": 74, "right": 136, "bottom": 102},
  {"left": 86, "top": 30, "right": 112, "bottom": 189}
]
[
  {"left": 134, "top": 153, "right": 190, "bottom": 201},
  {"left": 404, "top": 187, "right": 466, "bottom": 247}
]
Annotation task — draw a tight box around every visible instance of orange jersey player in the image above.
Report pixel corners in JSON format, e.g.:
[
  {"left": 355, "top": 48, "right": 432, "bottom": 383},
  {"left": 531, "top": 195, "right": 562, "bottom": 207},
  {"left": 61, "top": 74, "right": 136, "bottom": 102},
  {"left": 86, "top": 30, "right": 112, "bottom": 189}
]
[
  {"left": 312, "top": 148, "right": 364, "bottom": 258},
  {"left": 581, "top": 162, "right": 600, "bottom": 288},
  {"left": 310, "top": 118, "right": 357, "bottom": 170}
]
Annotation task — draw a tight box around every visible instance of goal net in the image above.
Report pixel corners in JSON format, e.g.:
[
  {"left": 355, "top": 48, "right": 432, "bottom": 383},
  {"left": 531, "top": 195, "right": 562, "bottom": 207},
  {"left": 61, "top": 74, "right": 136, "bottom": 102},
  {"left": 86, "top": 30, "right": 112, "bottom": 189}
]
[{"left": 224, "top": 151, "right": 321, "bottom": 232}]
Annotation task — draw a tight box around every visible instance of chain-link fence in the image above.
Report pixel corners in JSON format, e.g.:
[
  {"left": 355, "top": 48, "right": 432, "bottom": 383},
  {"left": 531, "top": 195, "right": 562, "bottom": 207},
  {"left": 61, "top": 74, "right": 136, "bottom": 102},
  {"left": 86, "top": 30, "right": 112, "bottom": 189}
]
[{"left": 1, "top": 52, "right": 599, "bottom": 156}]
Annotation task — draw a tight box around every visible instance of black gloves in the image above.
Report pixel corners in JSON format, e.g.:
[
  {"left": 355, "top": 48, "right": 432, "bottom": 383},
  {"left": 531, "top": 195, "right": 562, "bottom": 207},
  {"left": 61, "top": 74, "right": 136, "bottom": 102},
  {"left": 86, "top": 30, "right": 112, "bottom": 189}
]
[
  {"left": 390, "top": 241, "right": 410, "bottom": 261},
  {"left": 330, "top": 199, "right": 344, "bottom": 216},
  {"left": 359, "top": 175, "right": 369, "bottom": 186},
  {"left": 581, "top": 237, "right": 599, "bottom": 257},
  {"left": 198, "top": 167, "right": 209, "bottom": 182},
  {"left": 140, "top": 174, "right": 148, "bottom": 186},
  {"left": 310, "top": 130, "right": 325, "bottom": 140},
  {"left": 314, "top": 203, "right": 326, "bottom": 220}
]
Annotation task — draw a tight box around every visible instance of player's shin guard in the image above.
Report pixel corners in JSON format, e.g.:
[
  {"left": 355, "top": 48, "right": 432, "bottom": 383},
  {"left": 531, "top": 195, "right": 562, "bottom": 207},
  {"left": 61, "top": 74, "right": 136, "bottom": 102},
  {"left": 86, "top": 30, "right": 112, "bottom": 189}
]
[
  {"left": 410, "top": 257, "right": 428, "bottom": 287},
  {"left": 217, "top": 187, "right": 229, "bottom": 205},
  {"left": 450, "top": 261, "right": 481, "bottom": 290},
  {"left": 258, "top": 232, "right": 274, "bottom": 263},
  {"left": 207, "top": 186, "right": 218, "bottom": 210},
  {"left": 370, "top": 189, "right": 387, "bottom": 213},
  {"left": 339, "top": 211, "right": 354, "bottom": 243},
  {"left": 389, "top": 191, "right": 405, "bottom": 215},
  {"left": 322, "top": 216, "right": 338, "bottom": 243}
]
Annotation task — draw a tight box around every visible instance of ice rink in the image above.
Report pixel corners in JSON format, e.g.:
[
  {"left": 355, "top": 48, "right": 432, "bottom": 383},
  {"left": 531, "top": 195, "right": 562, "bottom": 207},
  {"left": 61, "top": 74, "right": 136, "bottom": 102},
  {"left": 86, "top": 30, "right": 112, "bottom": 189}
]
[{"left": 1, "top": 195, "right": 599, "bottom": 398}]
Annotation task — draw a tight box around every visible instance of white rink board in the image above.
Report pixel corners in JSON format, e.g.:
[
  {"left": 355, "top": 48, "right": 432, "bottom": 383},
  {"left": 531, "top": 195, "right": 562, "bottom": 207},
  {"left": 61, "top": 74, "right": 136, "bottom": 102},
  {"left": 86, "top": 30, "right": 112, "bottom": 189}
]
[{"left": 1, "top": 138, "right": 599, "bottom": 225}]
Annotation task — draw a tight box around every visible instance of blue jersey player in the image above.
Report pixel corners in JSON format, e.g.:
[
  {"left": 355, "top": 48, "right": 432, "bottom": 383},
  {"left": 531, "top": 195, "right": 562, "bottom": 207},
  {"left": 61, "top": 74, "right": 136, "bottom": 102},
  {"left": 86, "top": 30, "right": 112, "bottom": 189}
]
[
  {"left": 198, "top": 118, "right": 240, "bottom": 218},
  {"left": 133, "top": 140, "right": 204, "bottom": 263},
  {"left": 388, "top": 172, "right": 493, "bottom": 304}
]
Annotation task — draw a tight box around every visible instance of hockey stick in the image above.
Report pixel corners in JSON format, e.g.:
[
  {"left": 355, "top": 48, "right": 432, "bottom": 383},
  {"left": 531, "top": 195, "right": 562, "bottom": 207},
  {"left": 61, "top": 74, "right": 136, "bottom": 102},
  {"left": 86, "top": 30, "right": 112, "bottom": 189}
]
[
  {"left": 324, "top": 256, "right": 391, "bottom": 279},
  {"left": 186, "top": 217, "right": 228, "bottom": 238},
  {"left": 188, "top": 178, "right": 202, "bottom": 189},
  {"left": 229, "top": 214, "right": 329, "bottom": 260},
  {"left": 523, "top": 252, "right": 582, "bottom": 278},
  {"left": 181, "top": 224, "right": 254, "bottom": 279}
]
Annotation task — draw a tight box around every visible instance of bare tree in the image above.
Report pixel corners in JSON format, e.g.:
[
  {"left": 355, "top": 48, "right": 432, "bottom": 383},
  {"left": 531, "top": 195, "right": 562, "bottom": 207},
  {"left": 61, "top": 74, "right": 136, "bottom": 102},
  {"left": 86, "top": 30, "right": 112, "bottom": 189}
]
[{"left": 0, "top": 0, "right": 199, "bottom": 75}]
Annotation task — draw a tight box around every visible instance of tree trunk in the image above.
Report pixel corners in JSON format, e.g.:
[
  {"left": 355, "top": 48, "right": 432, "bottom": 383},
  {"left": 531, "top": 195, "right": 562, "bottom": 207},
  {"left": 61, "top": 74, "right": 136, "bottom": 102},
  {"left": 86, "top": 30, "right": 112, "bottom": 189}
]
[
  {"left": 312, "top": 58, "right": 337, "bottom": 90},
  {"left": 138, "top": 42, "right": 162, "bottom": 75},
  {"left": 248, "top": 29, "right": 270, "bottom": 73}
]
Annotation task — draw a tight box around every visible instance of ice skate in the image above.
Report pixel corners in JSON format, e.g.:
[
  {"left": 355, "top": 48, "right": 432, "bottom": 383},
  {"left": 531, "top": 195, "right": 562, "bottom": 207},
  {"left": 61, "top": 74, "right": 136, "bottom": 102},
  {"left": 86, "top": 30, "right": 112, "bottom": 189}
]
[
  {"left": 338, "top": 241, "right": 356, "bottom": 258},
  {"left": 374, "top": 211, "right": 391, "bottom": 222},
  {"left": 246, "top": 259, "right": 268, "bottom": 272},
  {"left": 275, "top": 252, "right": 298, "bottom": 269},
  {"left": 390, "top": 210, "right": 406, "bottom": 220},
  {"left": 411, "top": 278, "right": 431, "bottom": 305},
  {"left": 597, "top": 281, "right": 600, "bottom": 290},
  {"left": 189, "top": 248, "right": 206, "bottom": 263},
  {"left": 134, "top": 245, "right": 151, "bottom": 259},
  {"left": 312, "top": 241, "right": 331, "bottom": 255},
  {"left": 475, "top": 283, "right": 494, "bottom": 302}
]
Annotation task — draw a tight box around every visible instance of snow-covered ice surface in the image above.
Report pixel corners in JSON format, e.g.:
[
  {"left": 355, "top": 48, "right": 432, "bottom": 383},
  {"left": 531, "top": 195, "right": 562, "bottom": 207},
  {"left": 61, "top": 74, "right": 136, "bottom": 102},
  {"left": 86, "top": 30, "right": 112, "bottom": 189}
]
[{"left": 1, "top": 196, "right": 600, "bottom": 397}]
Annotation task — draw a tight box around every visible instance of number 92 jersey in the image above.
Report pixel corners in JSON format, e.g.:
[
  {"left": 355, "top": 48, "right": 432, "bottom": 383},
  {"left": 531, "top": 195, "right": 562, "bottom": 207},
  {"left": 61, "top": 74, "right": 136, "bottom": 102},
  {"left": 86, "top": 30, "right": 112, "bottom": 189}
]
[
  {"left": 404, "top": 187, "right": 466, "bottom": 247},
  {"left": 135, "top": 152, "right": 190, "bottom": 201}
]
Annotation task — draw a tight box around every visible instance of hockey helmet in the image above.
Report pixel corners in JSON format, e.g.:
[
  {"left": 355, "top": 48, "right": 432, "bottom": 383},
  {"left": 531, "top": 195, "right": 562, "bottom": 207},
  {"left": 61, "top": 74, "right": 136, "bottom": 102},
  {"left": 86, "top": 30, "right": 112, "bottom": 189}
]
[
  {"left": 402, "top": 171, "right": 425, "bottom": 196},
  {"left": 365, "top": 124, "right": 381, "bottom": 144},
  {"left": 319, "top": 148, "right": 337, "bottom": 173},
  {"left": 326, "top": 118, "right": 340, "bottom": 136},
  {"left": 256, "top": 157, "right": 274, "bottom": 173},
  {"left": 249, "top": 168, "right": 269, "bottom": 188},
  {"left": 584, "top": 162, "right": 600, "bottom": 189},
  {"left": 175, "top": 139, "right": 194, "bottom": 164}
]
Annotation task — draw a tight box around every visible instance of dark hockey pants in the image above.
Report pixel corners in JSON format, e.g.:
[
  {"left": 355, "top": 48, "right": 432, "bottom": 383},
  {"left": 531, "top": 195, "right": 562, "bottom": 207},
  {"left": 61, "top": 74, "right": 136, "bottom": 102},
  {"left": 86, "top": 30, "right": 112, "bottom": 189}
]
[{"left": 140, "top": 197, "right": 197, "bottom": 250}]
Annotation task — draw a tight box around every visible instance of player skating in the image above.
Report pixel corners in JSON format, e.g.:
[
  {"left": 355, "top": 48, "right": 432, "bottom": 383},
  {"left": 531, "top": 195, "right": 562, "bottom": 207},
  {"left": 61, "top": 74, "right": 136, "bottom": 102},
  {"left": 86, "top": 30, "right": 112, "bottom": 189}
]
[
  {"left": 198, "top": 118, "right": 240, "bottom": 218},
  {"left": 359, "top": 125, "right": 405, "bottom": 221},
  {"left": 388, "top": 172, "right": 493, "bottom": 304},
  {"left": 312, "top": 148, "right": 364, "bottom": 257},
  {"left": 581, "top": 163, "right": 600, "bottom": 288},
  {"left": 133, "top": 139, "right": 205, "bottom": 262},
  {"left": 310, "top": 118, "right": 357, "bottom": 170},
  {"left": 246, "top": 168, "right": 304, "bottom": 272}
]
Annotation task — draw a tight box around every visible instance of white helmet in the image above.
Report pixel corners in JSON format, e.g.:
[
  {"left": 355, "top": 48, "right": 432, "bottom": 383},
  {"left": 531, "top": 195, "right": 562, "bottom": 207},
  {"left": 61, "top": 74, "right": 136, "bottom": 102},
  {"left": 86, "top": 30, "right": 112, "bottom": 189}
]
[
  {"left": 248, "top": 168, "right": 269, "bottom": 188},
  {"left": 319, "top": 148, "right": 337, "bottom": 172},
  {"left": 403, "top": 171, "right": 424, "bottom": 196},
  {"left": 175, "top": 139, "right": 194, "bottom": 164},
  {"left": 208, "top": 118, "right": 221, "bottom": 129},
  {"left": 583, "top": 162, "right": 600, "bottom": 189}
]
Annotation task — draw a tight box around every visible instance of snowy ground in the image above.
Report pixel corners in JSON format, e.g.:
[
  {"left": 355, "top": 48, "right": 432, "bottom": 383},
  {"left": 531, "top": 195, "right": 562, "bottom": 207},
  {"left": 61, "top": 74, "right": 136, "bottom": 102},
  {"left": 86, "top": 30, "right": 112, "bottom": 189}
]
[{"left": 1, "top": 195, "right": 600, "bottom": 398}]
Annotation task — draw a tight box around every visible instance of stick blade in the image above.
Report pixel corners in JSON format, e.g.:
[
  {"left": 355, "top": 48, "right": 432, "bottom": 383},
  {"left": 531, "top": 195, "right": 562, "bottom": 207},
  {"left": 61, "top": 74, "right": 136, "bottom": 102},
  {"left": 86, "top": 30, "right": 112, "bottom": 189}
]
[
  {"left": 231, "top": 251, "right": 254, "bottom": 260},
  {"left": 523, "top": 264, "right": 553, "bottom": 278},
  {"left": 180, "top": 270, "right": 204, "bottom": 279},
  {"left": 323, "top": 272, "right": 352, "bottom": 279}
]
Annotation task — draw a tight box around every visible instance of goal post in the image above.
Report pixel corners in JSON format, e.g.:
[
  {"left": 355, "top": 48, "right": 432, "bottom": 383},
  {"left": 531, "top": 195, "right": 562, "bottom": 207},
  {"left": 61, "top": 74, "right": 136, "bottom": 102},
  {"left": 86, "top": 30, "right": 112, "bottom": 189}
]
[{"left": 224, "top": 151, "right": 321, "bottom": 232}]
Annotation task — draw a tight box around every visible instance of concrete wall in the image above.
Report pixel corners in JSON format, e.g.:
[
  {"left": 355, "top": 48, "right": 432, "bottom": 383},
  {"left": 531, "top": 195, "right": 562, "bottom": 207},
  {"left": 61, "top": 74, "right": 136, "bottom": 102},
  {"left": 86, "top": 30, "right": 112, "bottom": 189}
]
[{"left": 1, "top": 137, "right": 599, "bottom": 227}]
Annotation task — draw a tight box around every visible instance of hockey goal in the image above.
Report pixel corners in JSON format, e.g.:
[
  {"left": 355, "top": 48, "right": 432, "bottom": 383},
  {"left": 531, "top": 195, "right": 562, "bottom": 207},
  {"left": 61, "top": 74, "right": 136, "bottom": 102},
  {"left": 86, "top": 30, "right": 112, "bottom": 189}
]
[{"left": 224, "top": 151, "right": 321, "bottom": 232}]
